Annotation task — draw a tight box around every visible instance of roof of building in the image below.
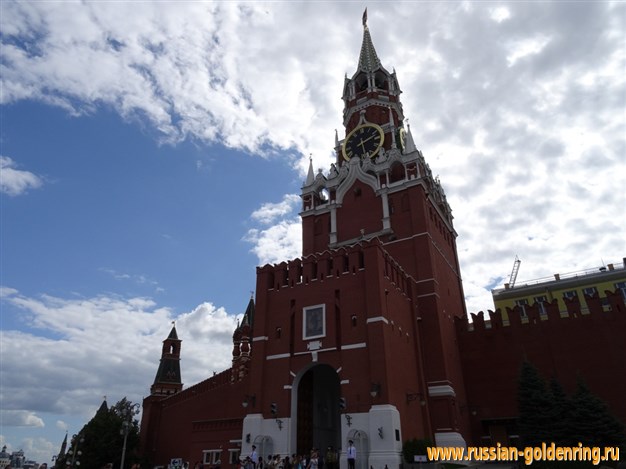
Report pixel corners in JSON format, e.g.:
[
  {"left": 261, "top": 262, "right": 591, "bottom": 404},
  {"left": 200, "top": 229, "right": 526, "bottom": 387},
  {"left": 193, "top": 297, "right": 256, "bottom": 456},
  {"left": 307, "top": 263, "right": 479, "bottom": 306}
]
[
  {"left": 492, "top": 258, "right": 626, "bottom": 298},
  {"left": 167, "top": 325, "right": 179, "bottom": 340}
]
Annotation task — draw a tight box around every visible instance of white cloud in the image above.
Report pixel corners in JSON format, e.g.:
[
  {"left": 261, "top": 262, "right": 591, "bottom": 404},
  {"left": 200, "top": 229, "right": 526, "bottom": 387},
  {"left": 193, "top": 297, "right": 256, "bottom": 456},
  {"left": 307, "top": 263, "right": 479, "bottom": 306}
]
[
  {"left": 250, "top": 194, "right": 301, "bottom": 225},
  {"left": 0, "top": 410, "right": 45, "bottom": 427},
  {"left": 0, "top": 156, "right": 43, "bottom": 196},
  {"left": 11, "top": 437, "right": 56, "bottom": 468},
  {"left": 0, "top": 286, "right": 19, "bottom": 297},
  {"left": 0, "top": 2, "right": 348, "bottom": 168},
  {"left": 55, "top": 420, "right": 68, "bottom": 431},
  {"left": 244, "top": 193, "right": 303, "bottom": 266},
  {"left": 489, "top": 7, "right": 511, "bottom": 23},
  {"left": 244, "top": 218, "right": 302, "bottom": 266},
  {"left": 506, "top": 35, "right": 552, "bottom": 67},
  {"left": 0, "top": 288, "right": 240, "bottom": 424}
]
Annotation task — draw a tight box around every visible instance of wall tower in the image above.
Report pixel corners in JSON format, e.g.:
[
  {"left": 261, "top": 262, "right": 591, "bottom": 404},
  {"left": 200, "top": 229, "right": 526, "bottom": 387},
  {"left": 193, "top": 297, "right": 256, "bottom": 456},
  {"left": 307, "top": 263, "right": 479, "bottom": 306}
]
[{"left": 150, "top": 325, "right": 183, "bottom": 396}]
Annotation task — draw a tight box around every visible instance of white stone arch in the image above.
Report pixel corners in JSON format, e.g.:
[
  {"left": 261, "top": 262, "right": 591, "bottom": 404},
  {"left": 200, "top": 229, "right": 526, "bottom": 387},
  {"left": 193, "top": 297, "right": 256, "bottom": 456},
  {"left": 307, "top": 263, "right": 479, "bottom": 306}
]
[
  {"left": 335, "top": 158, "right": 379, "bottom": 205},
  {"left": 346, "top": 429, "right": 369, "bottom": 469},
  {"left": 252, "top": 435, "right": 274, "bottom": 463}
]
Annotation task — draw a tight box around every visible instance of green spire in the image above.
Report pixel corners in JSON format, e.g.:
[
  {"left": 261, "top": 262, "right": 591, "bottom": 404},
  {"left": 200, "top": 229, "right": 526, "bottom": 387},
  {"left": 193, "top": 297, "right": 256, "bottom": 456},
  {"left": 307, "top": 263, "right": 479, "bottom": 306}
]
[{"left": 358, "top": 10, "right": 381, "bottom": 72}]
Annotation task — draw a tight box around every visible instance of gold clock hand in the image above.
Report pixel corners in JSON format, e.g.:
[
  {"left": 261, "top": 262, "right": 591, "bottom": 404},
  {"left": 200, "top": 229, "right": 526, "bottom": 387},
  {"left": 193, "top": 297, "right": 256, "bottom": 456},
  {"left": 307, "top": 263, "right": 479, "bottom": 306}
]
[{"left": 358, "top": 135, "right": 374, "bottom": 152}]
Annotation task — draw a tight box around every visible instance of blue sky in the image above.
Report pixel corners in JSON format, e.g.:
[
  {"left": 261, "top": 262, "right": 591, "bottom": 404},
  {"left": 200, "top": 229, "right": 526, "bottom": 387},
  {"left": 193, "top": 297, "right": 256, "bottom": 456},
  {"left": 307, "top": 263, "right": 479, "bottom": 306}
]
[{"left": 1, "top": 1, "right": 625, "bottom": 465}]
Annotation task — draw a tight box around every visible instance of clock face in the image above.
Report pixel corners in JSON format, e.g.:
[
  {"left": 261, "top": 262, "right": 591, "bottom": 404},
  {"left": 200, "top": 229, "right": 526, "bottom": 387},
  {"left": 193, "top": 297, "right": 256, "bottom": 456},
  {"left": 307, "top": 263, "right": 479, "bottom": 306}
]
[{"left": 342, "top": 123, "right": 385, "bottom": 161}]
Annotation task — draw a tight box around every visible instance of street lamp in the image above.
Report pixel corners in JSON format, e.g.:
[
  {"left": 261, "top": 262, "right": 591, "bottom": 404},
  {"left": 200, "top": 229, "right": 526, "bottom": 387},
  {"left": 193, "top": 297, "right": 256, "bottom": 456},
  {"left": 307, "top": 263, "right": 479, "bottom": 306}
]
[
  {"left": 120, "top": 403, "right": 141, "bottom": 469},
  {"left": 66, "top": 435, "right": 84, "bottom": 468}
]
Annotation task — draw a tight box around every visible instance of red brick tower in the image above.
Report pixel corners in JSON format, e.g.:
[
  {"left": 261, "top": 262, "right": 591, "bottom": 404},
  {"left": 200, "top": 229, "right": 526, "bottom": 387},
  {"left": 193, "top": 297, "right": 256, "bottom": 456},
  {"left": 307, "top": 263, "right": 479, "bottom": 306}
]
[
  {"left": 150, "top": 324, "right": 183, "bottom": 396},
  {"left": 141, "top": 324, "right": 184, "bottom": 463},
  {"left": 242, "top": 11, "right": 469, "bottom": 468}
]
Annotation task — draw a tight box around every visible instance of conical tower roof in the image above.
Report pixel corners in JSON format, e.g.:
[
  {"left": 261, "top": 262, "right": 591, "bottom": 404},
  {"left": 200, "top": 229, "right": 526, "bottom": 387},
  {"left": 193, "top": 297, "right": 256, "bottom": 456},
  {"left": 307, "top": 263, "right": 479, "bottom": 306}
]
[
  {"left": 167, "top": 324, "right": 179, "bottom": 340},
  {"left": 58, "top": 431, "right": 68, "bottom": 458},
  {"left": 358, "top": 9, "right": 381, "bottom": 72},
  {"left": 241, "top": 296, "right": 255, "bottom": 328},
  {"left": 96, "top": 397, "right": 108, "bottom": 415}
]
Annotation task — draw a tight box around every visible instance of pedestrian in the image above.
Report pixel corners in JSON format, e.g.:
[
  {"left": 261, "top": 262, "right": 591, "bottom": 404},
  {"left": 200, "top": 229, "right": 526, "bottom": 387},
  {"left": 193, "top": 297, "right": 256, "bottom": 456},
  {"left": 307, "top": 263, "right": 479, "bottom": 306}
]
[
  {"left": 347, "top": 441, "right": 356, "bottom": 469},
  {"left": 325, "top": 446, "right": 337, "bottom": 469},
  {"left": 251, "top": 445, "right": 259, "bottom": 469},
  {"left": 307, "top": 449, "right": 319, "bottom": 469}
]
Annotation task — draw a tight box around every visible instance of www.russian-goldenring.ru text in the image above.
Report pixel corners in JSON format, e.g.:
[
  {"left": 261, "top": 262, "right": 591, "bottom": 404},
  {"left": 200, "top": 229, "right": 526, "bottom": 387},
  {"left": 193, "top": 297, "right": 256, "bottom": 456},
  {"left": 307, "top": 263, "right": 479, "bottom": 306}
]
[{"left": 426, "top": 442, "right": 620, "bottom": 466}]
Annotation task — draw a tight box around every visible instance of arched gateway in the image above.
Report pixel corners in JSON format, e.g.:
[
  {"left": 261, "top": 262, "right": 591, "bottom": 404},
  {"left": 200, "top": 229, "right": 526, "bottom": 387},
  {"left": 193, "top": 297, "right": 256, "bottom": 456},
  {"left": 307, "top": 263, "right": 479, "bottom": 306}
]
[{"left": 292, "top": 364, "right": 341, "bottom": 455}]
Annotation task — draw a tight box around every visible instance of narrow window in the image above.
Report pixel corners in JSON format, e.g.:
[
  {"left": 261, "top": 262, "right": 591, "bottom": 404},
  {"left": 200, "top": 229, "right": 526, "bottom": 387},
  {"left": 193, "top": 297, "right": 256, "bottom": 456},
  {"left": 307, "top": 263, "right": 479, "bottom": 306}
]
[{"left": 515, "top": 299, "right": 529, "bottom": 318}]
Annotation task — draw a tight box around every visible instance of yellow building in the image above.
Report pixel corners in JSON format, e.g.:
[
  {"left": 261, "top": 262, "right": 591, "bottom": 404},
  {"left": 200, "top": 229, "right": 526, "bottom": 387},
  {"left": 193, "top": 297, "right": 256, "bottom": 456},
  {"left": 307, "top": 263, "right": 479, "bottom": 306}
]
[{"left": 492, "top": 258, "right": 626, "bottom": 319}]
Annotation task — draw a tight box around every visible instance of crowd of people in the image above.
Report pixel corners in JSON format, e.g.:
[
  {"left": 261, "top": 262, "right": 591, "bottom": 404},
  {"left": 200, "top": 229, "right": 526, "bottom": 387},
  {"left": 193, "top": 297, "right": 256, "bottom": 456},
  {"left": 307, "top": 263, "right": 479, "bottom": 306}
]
[
  {"left": 191, "top": 439, "right": 357, "bottom": 469},
  {"left": 239, "top": 441, "right": 354, "bottom": 469}
]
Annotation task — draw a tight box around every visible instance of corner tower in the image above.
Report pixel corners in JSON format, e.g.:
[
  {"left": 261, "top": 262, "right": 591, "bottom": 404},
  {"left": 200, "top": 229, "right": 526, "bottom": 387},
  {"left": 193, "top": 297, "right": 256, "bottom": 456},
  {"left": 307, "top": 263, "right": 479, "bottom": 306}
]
[{"left": 300, "top": 11, "right": 469, "bottom": 448}]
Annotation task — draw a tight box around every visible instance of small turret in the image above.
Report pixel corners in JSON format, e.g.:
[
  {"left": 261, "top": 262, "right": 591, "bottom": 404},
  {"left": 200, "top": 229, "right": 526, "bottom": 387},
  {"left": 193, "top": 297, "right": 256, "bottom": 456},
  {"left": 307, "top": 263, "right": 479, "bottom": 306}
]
[{"left": 231, "top": 297, "right": 255, "bottom": 383}]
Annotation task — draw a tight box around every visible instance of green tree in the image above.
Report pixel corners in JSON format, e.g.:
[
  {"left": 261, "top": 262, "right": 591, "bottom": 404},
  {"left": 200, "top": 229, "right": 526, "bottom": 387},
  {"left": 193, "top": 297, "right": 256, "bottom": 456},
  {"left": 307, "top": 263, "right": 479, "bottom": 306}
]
[
  {"left": 518, "top": 363, "right": 625, "bottom": 452},
  {"left": 56, "top": 397, "right": 141, "bottom": 469},
  {"left": 569, "top": 379, "right": 625, "bottom": 447},
  {"left": 518, "top": 361, "right": 555, "bottom": 445},
  {"left": 547, "top": 377, "right": 574, "bottom": 446},
  {"left": 402, "top": 438, "right": 433, "bottom": 463}
]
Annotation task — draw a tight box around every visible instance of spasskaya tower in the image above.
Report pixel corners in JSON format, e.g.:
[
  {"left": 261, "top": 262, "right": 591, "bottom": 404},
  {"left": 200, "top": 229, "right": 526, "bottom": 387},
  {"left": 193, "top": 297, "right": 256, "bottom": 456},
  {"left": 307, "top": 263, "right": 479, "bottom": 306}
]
[{"left": 299, "top": 8, "right": 470, "bottom": 449}]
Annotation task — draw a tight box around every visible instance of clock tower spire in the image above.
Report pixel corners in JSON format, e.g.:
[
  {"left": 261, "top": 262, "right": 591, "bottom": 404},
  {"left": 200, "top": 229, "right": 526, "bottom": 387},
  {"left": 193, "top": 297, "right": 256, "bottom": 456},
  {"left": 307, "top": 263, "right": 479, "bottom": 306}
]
[{"left": 339, "top": 9, "right": 404, "bottom": 164}]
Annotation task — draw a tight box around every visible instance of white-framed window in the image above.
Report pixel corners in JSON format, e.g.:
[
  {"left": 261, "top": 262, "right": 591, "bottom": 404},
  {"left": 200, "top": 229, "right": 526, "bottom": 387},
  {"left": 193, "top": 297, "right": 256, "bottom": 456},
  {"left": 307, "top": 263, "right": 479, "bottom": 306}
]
[
  {"left": 563, "top": 290, "right": 578, "bottom": 300},
  {"left": 303, "top": 304, "right": 326, "bottom": 340},
  {"left": 533, "top": 296, "right": 547, "bottom": 315},
  {"left": 203, "top": 449, "right": 221, "bottom": 465},
  {"left": 229, "top": 449, "right": 241, "bottom": 465},
  {"left": 615, "top": 282, "right": 626, "bottom": 300},
  {"left": 583, "top": 286, "right": 598, "bottom": 297},
  {"left": 515, "top": 299, "right": 529, "bottom": 317}
]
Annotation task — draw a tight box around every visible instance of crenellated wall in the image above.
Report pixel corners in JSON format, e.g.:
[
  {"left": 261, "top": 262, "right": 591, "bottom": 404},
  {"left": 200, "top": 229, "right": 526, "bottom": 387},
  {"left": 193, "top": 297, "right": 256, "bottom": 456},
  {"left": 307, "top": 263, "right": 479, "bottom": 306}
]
[
  {"left": 455, "top": 290, "right": 626, "bottom": 445},
  {"left": 257, "top": 239, "right": 413, "bottom": 298},
  {"left": 141, "top": 368, "right": 250, "bottom": 466}
]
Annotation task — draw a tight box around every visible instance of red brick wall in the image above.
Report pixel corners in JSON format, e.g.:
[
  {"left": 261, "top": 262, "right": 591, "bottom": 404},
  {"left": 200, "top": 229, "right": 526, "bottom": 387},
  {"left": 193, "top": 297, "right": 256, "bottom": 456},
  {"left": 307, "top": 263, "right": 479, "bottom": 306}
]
[{"left": 456, "top": 291, "right": 626, "bottom": 445}]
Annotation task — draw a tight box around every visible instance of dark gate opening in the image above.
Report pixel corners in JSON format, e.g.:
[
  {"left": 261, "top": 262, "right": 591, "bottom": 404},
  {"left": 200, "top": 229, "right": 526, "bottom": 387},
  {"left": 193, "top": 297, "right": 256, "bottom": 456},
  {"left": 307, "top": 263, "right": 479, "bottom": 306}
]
[{"left": 296, "top": 365, "right": 341, "bottom": 455}]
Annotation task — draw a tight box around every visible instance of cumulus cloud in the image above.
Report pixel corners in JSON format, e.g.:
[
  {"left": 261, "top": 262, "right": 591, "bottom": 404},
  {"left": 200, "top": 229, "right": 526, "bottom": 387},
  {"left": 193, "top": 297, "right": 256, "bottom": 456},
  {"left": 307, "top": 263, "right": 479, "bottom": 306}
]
[
  {"left": 56, "top": 420, "right": 68, "bottom": 431},
  {"left": 0, "top": 156, "right": 43, "bottom": 196},
  {"left": 250, "top": 194, "right": 301, "bottom": 225},
  {"left": 0, "top": 410, "right": 45, "bottom": 428},
  {"left": 0, "top": 2, "right": 348, "bottom": 167},
  {"left": 0, "top": 288, "right": 240, "bottom": 422},
  {"left": 11, "top": 437, "right": 56, "bottom": 468},
  {"left": 244, "top": 218, "right": 302, "bottom": 266}
]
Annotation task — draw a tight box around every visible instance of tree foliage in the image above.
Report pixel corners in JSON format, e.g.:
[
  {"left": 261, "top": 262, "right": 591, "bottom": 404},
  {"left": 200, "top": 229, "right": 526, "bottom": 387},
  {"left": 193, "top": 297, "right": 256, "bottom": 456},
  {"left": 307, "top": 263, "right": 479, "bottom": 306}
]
[
  {"left": 518, "top": 361, "right": 625, "bottom": 448},
  {"left": 518, "top": 361, "right": 555, "bottom": 445},
  {"left": 54, "top": 397, "right": 141, "bottom": 469},
  {"left": 402, "top": 438, "right": 433, "bottom": 463}
]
